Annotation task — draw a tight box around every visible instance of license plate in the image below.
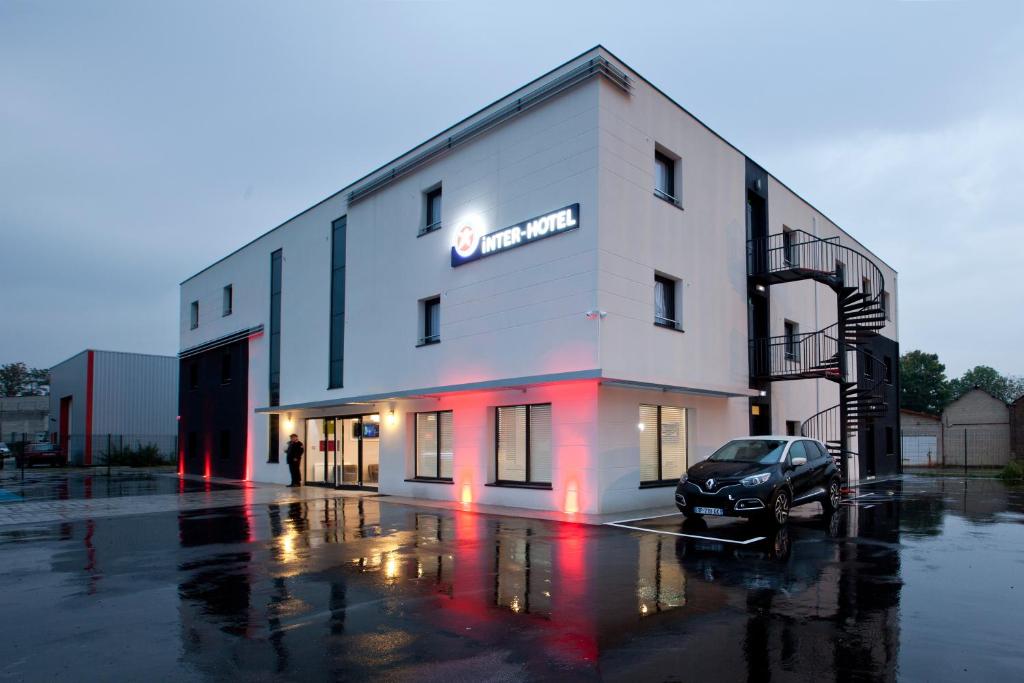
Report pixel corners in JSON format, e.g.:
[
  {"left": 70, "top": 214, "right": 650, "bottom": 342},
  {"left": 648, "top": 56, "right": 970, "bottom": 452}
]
[{"left": 694, "top": 506, "right": 724, "bottom": 516}]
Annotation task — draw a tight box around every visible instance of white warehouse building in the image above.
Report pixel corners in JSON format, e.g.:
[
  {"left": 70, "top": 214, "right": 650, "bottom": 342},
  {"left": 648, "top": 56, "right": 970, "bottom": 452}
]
[{"left": 178, "top": 46, "right": 900, "bottom": 515}]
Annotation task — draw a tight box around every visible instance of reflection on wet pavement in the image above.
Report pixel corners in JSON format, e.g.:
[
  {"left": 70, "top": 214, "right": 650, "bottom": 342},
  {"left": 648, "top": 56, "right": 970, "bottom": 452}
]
[{"left": 0, "top": 474, "right": 1022, "bottom": 681}]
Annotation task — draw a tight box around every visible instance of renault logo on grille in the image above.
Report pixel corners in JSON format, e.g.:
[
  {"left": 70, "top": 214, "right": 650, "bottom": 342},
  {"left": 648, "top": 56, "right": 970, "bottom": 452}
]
[{"left": 706, "top": 478, "right": 715, "bottom": 490}]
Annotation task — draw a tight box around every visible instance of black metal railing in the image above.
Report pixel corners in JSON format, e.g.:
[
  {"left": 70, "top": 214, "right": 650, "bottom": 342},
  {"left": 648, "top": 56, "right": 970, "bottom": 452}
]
[
  {"left": 749, "top": 323, "right": 842, "bottom": 381},
  {"left": 748, "top": 229, "right": 885, "bottom": 308}
]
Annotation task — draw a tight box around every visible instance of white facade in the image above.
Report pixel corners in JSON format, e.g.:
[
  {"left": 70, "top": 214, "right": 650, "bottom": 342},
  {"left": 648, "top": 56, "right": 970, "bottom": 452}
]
[{"left": 179, "top": 47, "right": 898, "bottom": 514}]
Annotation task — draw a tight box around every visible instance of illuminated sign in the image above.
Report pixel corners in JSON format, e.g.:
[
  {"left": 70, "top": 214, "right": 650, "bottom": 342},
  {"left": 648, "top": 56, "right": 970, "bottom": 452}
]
[{"left": 451, "top": 203, "right": 580, "bottom": 267}]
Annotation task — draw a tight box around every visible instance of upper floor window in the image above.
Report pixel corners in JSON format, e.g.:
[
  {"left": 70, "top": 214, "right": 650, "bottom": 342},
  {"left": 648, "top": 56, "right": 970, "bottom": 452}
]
[
  {"left": 654, "top": 274, "right": 681, "bottom": 330},
  {"left": 190, "top": 301, "right": 199, "bottom": 329},
  {"left": 222, "top": 285, "right": 233, "bottom": 316},
  {"left": 881, "top": 290, "right": 891, "bottom": 321},
  {"left": 782, "top": 228, "right": 798, "bottom": 266},
  {"left": 422, "top": 186, "right": 442, "bottom": 235},
  {"left": 862, "top": 276, "right": 872, "bottom": 297},
  {"left": 419, "top": 296, "right": 440, "bottom": 346},
  {"left": 784, "top": 320, "right": 800, "bottom": 360},
  {"left": 495, "top": 404, "right": 551, "bottom": 486},
  {"left": 654, "top": 150, "right": 679, "bottom": 205}
]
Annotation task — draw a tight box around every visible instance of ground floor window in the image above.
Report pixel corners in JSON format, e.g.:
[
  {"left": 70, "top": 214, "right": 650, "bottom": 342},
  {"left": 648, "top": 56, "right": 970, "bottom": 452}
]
[
  {"left": 415, "top": 411, "right": 453, "bottom": 480},
  {"left": 639, "top": 405, "right": 688, "bottom": 485},
  {"left": 495, "top": 404, "right": 551, "bottom": 486}
]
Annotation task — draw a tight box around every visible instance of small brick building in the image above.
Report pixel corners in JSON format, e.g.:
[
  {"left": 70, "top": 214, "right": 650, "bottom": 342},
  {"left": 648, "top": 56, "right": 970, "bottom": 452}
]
[
  {"left": 900, "top": 409, "right": 942, "bottom": 467},
  {"left": 942, "top": 388, "right": 1011, "bottom": 468},
  {"left": 1010, "top": 395, "right": 1024, "bottom": 459}
]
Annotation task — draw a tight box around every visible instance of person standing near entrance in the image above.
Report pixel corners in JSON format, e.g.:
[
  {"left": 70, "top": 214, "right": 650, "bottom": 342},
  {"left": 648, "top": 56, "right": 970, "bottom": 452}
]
[{"left": 285, "top": 434, "right": 304, "bottom": 487}]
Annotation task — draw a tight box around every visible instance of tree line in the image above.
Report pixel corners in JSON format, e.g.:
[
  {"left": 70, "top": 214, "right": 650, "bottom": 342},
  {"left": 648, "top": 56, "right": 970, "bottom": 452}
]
[
  {"left": 900, "top": 351, "right": 1024, "bottom": 416},
  {"left": 0, "top": 363, "right": 50, "bottom": 397}
]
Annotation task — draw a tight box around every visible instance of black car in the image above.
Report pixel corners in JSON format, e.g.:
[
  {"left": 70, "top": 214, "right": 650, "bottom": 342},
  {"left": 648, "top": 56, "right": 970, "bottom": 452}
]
[{"left": 675, "top": 437, "right": 841, "bottom": 525}]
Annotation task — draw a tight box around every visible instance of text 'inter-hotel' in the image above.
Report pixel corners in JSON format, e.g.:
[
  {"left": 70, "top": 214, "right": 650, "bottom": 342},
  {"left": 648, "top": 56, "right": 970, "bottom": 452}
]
[{"left": 179, "top": 46, "right": 900, "bottom": 516}]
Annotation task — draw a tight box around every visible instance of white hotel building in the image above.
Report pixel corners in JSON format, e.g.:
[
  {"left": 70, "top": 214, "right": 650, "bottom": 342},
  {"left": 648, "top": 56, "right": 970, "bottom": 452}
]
[{"left": 178, "top": 46, "right": 900, "bottom": 515}]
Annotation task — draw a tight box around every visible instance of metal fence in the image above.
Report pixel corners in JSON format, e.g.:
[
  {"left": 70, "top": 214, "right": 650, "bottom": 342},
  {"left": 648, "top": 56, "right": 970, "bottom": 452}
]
[
  {"left": 902, "top": 426, "right": 1011, "bottom": 469},
  {"left": 1, "top": 432, "right": 178, "bottom": 466}
]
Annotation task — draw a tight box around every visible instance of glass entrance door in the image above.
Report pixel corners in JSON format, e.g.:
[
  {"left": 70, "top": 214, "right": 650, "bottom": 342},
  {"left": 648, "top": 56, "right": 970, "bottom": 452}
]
[
  {"left": 305, "top": 418, "right": 338, "bottom": 486},
  {"left": 340, "top": 417, "right": 360, "bottom": 485}
]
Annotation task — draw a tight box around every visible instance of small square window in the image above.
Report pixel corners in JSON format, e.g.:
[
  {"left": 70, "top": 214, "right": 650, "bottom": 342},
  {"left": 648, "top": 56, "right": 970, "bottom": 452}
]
[
  {"left": 784, "top": 321, "right": 800, "bottom": 360},
  {"left": 654, "top": 274, "right": 681, "bottom": 330},
  {"left": 785, "top": 420, "right": 801, "bottom": 436},
  {"left": 190, "top": 301, "right": 199, "bottom": 329},
  {"left": 654, "top": 150, "right": 678, "bottom": 204},
  {"left": 222, "top": 285, "right": 233, "bottom": 316},
  {"left": 862, "top": 277, "right": 872, "bottom": 297},
  {"left": 881, "top": 290, "right": 891, "bottom": 321},
  {"left": 419, "top": 296, "right": 440, "bottom": 345},
  {"left": 422, "top": 186, "right": 442, "bottom": 235}
]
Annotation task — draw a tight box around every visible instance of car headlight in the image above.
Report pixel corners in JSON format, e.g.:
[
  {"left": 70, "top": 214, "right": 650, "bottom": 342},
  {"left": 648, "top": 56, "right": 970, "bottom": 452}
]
[
  {"left": 741, "top": 472, "right": 771, "bottom": 487},
  {"left": 679, "top": 472, "right": 688, "bottom": 484}
]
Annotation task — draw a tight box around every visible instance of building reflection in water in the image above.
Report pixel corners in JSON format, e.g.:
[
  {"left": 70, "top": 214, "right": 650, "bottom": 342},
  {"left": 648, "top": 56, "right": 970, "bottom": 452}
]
[
  {"left": 172, "top": 488, "right": 905, "bottom": 679},
  {"left": 493, "top": 522, "right": 553, "bottom": 617}
]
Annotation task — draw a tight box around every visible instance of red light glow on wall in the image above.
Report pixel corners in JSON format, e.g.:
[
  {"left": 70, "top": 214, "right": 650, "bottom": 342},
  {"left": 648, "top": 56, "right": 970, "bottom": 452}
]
[{"left": 204, "top": 452, "right": 211, "bottom": 479}]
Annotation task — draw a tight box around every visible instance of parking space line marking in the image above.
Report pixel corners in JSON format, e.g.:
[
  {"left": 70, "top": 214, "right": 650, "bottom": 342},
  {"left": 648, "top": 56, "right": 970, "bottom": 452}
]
[
  {"left": 605, "top": 522, "right": 766, "bottom": 545},
  {"left": 604, "top": 511, "right": 682, "bottom": 525}
]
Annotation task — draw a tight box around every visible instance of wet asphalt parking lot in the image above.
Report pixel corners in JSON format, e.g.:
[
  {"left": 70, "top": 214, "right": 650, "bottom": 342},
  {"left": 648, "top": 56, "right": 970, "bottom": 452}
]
[{"left": 0, "top": 468, "right": 1022, "bottom": 681}]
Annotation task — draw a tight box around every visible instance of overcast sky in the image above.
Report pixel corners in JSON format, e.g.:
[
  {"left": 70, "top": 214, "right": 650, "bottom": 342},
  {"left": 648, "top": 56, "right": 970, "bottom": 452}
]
[{"left": 2, "top": 0, "right": 1022, "bottom": 377}]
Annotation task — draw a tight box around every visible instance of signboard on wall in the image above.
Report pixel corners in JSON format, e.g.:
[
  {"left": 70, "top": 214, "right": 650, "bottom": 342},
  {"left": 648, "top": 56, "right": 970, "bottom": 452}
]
[{"left": 450, "top": 203, "right": 580, "bottom": 267}]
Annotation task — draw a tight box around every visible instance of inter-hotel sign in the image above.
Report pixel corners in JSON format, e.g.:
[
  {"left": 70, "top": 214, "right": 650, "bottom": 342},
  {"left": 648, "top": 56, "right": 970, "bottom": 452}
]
[{"left": 450, "top": 203, "right": 580, "bottom": 267}]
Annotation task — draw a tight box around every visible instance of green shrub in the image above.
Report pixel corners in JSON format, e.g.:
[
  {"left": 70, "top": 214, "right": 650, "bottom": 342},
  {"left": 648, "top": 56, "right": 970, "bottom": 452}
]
[
  {"left": 999, "top": 460, "right": 1024, "bottom": 481},
  {"left": 105, "top": 442, "right": 168, "bottom": 467}
]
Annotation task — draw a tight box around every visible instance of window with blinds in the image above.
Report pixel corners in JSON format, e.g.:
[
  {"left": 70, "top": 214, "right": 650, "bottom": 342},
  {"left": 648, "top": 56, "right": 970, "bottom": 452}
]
[
  {"left": 415, "top": 410, "right": 453, "bottom": 480},
  {"left": 639, "top": 405, "right": 688, "bottom": 484},
  {"left": 496, "top": 404, "right": 551, "bottom": 485}
]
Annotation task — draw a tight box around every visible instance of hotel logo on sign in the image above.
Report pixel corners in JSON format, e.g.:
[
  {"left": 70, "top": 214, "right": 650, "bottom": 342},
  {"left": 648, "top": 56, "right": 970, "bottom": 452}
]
[{"left": 450, "top": 203, "right": 580, "bottom": 267}]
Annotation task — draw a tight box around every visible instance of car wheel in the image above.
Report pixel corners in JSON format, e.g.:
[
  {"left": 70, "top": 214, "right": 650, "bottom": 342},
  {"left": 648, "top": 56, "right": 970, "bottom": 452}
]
[
  {"left": 822, "top": 477, "right": 841, "bottom": 513},
  {"left": 767, "top": 489, "right": 790, "bottom": 526}
]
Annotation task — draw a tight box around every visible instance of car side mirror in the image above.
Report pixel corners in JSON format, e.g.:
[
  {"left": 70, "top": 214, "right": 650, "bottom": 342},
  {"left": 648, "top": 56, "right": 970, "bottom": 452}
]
[{"left": 791, "top": 456, "right": 807, "bottom": 467}]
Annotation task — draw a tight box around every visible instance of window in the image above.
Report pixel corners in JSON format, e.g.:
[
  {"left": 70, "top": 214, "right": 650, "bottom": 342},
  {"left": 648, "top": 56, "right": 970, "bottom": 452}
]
[
  {"left": 190, "top": 301, "right": 199, "bottom": 329},
  {"left": 639, "top": 405, "right": 688, "bottom": 485},
  {"left": 188, "top": 361, "right": 199, "bottom": 390},
  {"left": 654, "top": 274, "right": 681, "bottom": 330},
  {"left": 788, "top": 440, "right": 809, "bottom": 464},
  {"left": 862, "top": 276, "right": 872, "bottom": 297},
  {"left": 422, "top": 186, "right": 442, "bottom": 235},
  {"left": 782, "top": 228, "right": 798, "bottom": 266},
  {"left": 269, "top": 250, "right": 282, "bottom": 405},
  {"left": 220, "top": 349, "right": 232, "bottom": 384},
  {"left": 222, "top": 285, "right": 233, "bottom": 316},
  {"left": 219, "top": 430, "right": 231, "bottom": 460},
  {"left": 784, "top": 321, "right": 800, "bottom": 360},
  {"left": 415, "top": 411, "right": 453, "bottom": 480},
  {"left": 329, "top": 216, "right": 346, "bottom": 388},
  {"left": 268, "top": 414, "right": 280, "bottom": 463},
  {"left": 419, "top": 296, "right": 440, "bottom": 345},
  {"left": 495, "top": 404, "right": 551, "bottom": 486},
  {"left": 863, "top": 353, "right": 875, "bottom": 379},
  {"left": 884, "top": 356, "right": 893, "bottom": 384},
  {"left": 654, "top": 150, "right": 678, "bottom": 204},
  {"left": 785, "top": 420, "right": 800, "bottom": 436},
  {"left": 835, "top": 260, "right": 846, "bottom": 285},
  {"left": 881, "top": 290, "right": 891, "bottom": 321}
]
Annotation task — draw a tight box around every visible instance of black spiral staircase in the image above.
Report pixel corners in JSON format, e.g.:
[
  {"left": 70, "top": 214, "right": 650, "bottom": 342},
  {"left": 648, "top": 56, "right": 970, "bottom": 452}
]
[{"left": 748, "top": 229, "right": 890, "bottom": 478}]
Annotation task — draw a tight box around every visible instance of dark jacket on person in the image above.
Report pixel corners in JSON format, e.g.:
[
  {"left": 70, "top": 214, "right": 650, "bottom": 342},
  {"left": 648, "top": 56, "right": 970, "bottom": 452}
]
[{"left": 285, "top": 440, "right": 304, "bottom": 464}]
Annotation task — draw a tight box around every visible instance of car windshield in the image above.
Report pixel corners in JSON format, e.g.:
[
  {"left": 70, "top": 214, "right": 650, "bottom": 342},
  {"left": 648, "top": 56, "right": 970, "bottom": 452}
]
[
  {"left": 27, "top": 444, "right": 51, "bottom": 452},
  {"left": 708, "top": 439, "right": 787, "bottom": 464}
]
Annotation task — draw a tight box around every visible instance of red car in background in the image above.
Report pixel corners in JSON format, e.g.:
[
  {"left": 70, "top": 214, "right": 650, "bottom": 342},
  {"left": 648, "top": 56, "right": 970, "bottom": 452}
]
[{"left": 16, "top": 442, "right": 68, "bottom": 468}]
